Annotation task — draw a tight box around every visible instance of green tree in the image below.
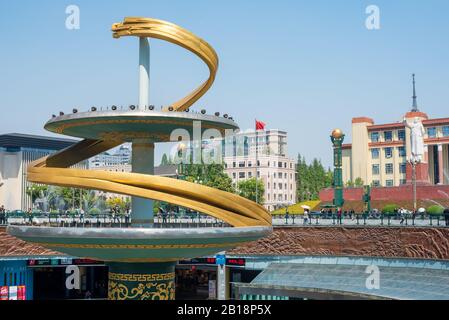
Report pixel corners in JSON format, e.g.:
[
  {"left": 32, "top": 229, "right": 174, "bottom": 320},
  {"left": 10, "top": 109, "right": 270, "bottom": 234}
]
[
  {"left": 345, "top": 180, "right": 355, "bottom": 188},
  {"left": 26, "top": 184, "right": 49, "bottom": 204},
  {"left": 296, "top": 154, "right": 333, "bottom": 201},
  {"left": 354, "top": 177, "right": 364, "bottom": 187},
  {"left": 184, "top": 163, "right": 235, "bottom": 193},
  {"left": 237, "top": 178, "right": 265, "bottom": 204}
]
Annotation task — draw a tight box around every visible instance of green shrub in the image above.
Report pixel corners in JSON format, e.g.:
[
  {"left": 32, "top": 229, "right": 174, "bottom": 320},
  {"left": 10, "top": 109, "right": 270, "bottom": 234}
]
[
  {"left": 89, "top": 208, "right": 101, "bottom": 216},
  {"left": 427, "top": 205, "right": 444, "bottom": 216},
  {"left": 382, "top": 204, "right": 399, "bottom": 216}
]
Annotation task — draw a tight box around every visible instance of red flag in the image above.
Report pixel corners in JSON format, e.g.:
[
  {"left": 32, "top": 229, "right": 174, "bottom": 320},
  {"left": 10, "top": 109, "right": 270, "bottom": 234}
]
[{"left": 255, "top": 120, "right": 266, "bottom": 130}]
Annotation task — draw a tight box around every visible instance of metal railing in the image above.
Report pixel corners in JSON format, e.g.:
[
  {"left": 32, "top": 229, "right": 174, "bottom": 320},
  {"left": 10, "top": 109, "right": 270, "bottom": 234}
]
[{"left": 271, "top": 213, "right": 449, "bottom": 227}]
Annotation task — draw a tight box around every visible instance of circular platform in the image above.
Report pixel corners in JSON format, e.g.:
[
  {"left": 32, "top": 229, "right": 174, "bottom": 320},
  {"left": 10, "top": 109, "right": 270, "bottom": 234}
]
[
  {"left": 7, "top": 225, "right": 271, "bottom": 263},
  {"left": 45, "top": 110, "right": 239, "bottom": 142}
]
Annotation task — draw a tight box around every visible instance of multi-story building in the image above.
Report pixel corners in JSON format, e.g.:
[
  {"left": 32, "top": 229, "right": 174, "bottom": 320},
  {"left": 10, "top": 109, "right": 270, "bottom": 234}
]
[
  {"left": 88, "top": 144, "right": 131, "bottom": 168},
  {"left": 0, "top": 133, "right": 87, "bottom": 211},
  {"left": 342, "top": 78, "right": 449, "bottom": 187},
  {"left": 223, "top": 129, "right": 297, "bottom": 211}
]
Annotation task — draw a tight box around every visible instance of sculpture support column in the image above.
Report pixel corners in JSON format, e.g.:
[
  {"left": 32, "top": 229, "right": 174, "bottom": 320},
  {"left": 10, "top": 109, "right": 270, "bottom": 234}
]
[
  {"left": 131, "top": 141, "right": 154, "bottom": 227},
  {"left": 139, "top": 37, "right": 150, "bottom": 110}
]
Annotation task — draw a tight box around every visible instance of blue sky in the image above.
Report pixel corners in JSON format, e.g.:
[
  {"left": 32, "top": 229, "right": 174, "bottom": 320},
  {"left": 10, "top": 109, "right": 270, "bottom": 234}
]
[{"left": 1, "top": 0, "right": 448, "bottom": 167}]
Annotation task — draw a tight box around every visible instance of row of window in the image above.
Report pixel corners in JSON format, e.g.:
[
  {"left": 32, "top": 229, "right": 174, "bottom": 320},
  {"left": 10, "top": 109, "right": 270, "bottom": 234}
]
[
  {"left": 231, "top": 171, "right": 293, "bottom": 180},
  {"left": 372, "top": 179, "right": 407, "bottom": 187},
  {"left": 267, "top": 183, "right": 293, "bottom": 190},
  {"left": 372, "top": 163, "right": 407, "bottom": 175},
  {"left": 427, "top": 126, "right": 449, "bottom": 138},
  {"left": 370, "top": 130, "right": 405, "bottom": 143},
  {"left": 267, "top": 193, "right": 294, "bottom": 202},
  {"left": 371, "top": 126, "right": 449, "bottom": 143},
  {"left": 371, "top": 146, "right": 406, "bottom": 159},
  {"left": 229, "top": 161, "right": 293, "bottom": 169}
]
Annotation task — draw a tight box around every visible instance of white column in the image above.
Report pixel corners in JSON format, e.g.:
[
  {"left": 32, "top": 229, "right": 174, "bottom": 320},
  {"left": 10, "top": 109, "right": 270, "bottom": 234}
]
[
  {"left": 131, "top": 140, "right": 154, "bottom": 227},
  {"left": 139, "top": 37, "right": 150, "bottom": 110}
]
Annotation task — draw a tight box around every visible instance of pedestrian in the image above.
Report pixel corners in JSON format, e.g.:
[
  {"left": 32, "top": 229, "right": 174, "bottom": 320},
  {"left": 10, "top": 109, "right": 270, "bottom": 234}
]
[
  {"left": 303, "top": 209, "right": 309, "bottom": 225},
  {"left": 399, "top": 208, "right": 405, "bottom": 225},
  {"left": 125, "top": 208, "right": 130, "bottom": 226},
  {"left": 80, "top": 208, "right": 85, "bottom": 223},
  {"left": 0, "top": 205, "right": 5, "bottom": 225},
  {"left": 337, "top": 207, "right": 343, "bottom": 225},
  {"left": 27, "top": 208, "right": 33, "bottom": 225},
  {"left": 444, "top": 208, "right": 449, "bottom": 227}
]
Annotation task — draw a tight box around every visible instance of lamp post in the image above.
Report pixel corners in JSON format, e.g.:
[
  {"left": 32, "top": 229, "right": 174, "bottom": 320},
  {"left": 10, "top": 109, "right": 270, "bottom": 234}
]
[
  {"left": 330, "top": 129, "right": 345, "bottom": 208},
  {"left": 409, "top": 158, "right": 421, "bottom": 213}
]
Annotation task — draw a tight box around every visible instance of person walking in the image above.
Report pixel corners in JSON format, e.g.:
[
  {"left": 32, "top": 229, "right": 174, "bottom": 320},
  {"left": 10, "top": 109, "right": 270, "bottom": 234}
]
[
  {"left": 0, "top": 205, "right": 5, "bottom": 225},
  {"left": 80, "top": 208, "right": 85, "bottom": 224},
  {"left": 27, "top": 208, "right": 33, "bottom": 225},
  {"left": 444, "top": 208, "right": 449, "bottom": 227},
  {"left": 399, "top": 208, "right": 405, "bottom": 225},
  {"left": 303, "top": 209, "right": 309, "bottom": 225},
  {"left": 124, "top": 208, "right": 130, "bottom": 227},
  {"left": 337, "top": 207, "right": 343, "bottom": 225}
]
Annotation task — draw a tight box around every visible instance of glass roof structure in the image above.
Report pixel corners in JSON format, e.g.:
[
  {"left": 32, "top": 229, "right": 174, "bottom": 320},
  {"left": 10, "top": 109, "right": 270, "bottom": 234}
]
[{"left": 237, "top": 262, "right": 449, "bottom": 300}]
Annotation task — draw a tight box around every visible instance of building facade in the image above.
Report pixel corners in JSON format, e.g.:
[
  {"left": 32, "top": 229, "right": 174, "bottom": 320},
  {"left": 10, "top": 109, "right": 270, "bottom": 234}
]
[
  {"left": 223, "top": 130, "right": 297, "bottom": 211},
  {"left": 88, "top": 144, "right": 131, "bottom": 168},
  {"left": 0, "top": 133, "right": 86, "bottom": 211},
  {"left": 342, "top": 80, "right": 449, "bottom": 187}
]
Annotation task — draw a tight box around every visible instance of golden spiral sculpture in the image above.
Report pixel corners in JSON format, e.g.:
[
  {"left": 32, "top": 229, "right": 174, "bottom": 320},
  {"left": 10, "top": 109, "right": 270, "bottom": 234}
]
[{"left": 27, "top": 17, "right": 271, "bottom": 228}]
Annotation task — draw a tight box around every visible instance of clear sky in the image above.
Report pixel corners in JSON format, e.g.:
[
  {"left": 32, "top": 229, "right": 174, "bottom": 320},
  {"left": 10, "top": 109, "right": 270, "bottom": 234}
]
[{"left": 1, "top": 0, "right": 448, "bottom": 167}]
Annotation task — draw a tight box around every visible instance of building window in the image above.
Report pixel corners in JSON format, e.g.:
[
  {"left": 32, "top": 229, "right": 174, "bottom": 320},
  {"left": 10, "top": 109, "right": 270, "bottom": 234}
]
[
  {"left": 385, "top": 163, "right": 394, "bottom": 175},
  {"left": 278, "top": 183, "right": 282, "bottom": 190},
  {"left": 399, "top": 163, "right": 407, "bottom": 174},
  {"left": 384, "top": 147, "right": 393, "bottom": 159},
  {"left": 398, "top": 129, "right": 406, "bottom": 141},
  {"left": 384, "top": 131, "right": 393, "bottom": 142},
  {"left": 372, "top": 180, "right": 381, "bottom": 187},
  {"left": 427, "top": 127, "right": 437, "bottom": 138},
  {"left": 239, "top": 161, "right": 245, "bottom": 168},
  {"left": 372, "top": 164, "right": 380, "bottom": 175},
  {"left": 239, "top": 172, "right": 245, "bottom": 178},
  {"left": 273, "top": 172, "right": 276, "bottom": 179},
  {"left": 232, "top": 162, "right": 236, "bottom": 168},
  {"left": 443, "top": 126, "right": 449, "bottom": 137},
  {"left": 386, "top": 180, "right": 394, "bottom": 187},
  {"left": 371, "top": 148, "right": 380, "bottom": 159},
  {"left": 400, "top": 179, "right": 407, "bottom": 185},
  {"left": 248, "top": 161, "right": 252, "bottom": 167},
  {"left": 398, "top": 146, "right": 406, "bottom": 157},
  {"left": 248, "top": 171, "right": 252, "bottom": 178},
  {"left": 371, "top": 132, "right": 379, "bottom": 142},
  {"left": 268, "top": 183, "right": 270, "bottom": 189}
]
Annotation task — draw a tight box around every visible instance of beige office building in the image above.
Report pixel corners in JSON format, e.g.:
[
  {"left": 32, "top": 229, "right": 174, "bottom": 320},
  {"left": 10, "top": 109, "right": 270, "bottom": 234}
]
[
  {"left": 342, "top": 109, "right": 449, "bottom": 187},
  {"left": 223, "top": 130, "right": 297, "bottom": 211}
]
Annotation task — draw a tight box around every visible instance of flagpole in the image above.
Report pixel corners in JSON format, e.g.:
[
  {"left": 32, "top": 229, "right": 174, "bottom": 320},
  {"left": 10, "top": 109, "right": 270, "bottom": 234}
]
[{"left": 255, "top": 120, "right": 258, "bottom": 204}]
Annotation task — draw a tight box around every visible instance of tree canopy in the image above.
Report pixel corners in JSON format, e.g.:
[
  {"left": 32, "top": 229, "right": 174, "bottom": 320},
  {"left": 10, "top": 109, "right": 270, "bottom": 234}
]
[{"left": 296, "top": 154, "right": 333, "bottom": 202}]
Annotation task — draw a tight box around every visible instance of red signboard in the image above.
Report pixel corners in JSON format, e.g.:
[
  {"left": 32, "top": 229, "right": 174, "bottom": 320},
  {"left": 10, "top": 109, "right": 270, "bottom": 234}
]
[
  {"left": 0, "top": 286, "right": 8, "bottom": 300},
  {"left": 17, "top": 286, "right": 26, "bottom": 300}
]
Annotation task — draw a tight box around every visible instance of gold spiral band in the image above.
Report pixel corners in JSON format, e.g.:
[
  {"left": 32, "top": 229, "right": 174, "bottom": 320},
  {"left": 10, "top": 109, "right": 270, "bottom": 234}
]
[{"left": 112, "top": 17, "right": 218, "bottom": 112}]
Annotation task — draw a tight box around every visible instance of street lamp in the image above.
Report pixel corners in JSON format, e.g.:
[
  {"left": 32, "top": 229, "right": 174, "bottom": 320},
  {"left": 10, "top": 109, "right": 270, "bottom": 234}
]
[{"left": 409, "top": 157, "right": 421, "bottom": 213}]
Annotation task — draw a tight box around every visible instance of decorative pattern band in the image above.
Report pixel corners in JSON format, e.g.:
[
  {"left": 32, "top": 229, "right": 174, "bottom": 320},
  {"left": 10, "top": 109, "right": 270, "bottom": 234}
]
[
  {"left": 31, "top": 241, "right": 247, "bottom": 249},
  {"left": 109, "top": 272, "right": 175, "bottom": 282}
]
